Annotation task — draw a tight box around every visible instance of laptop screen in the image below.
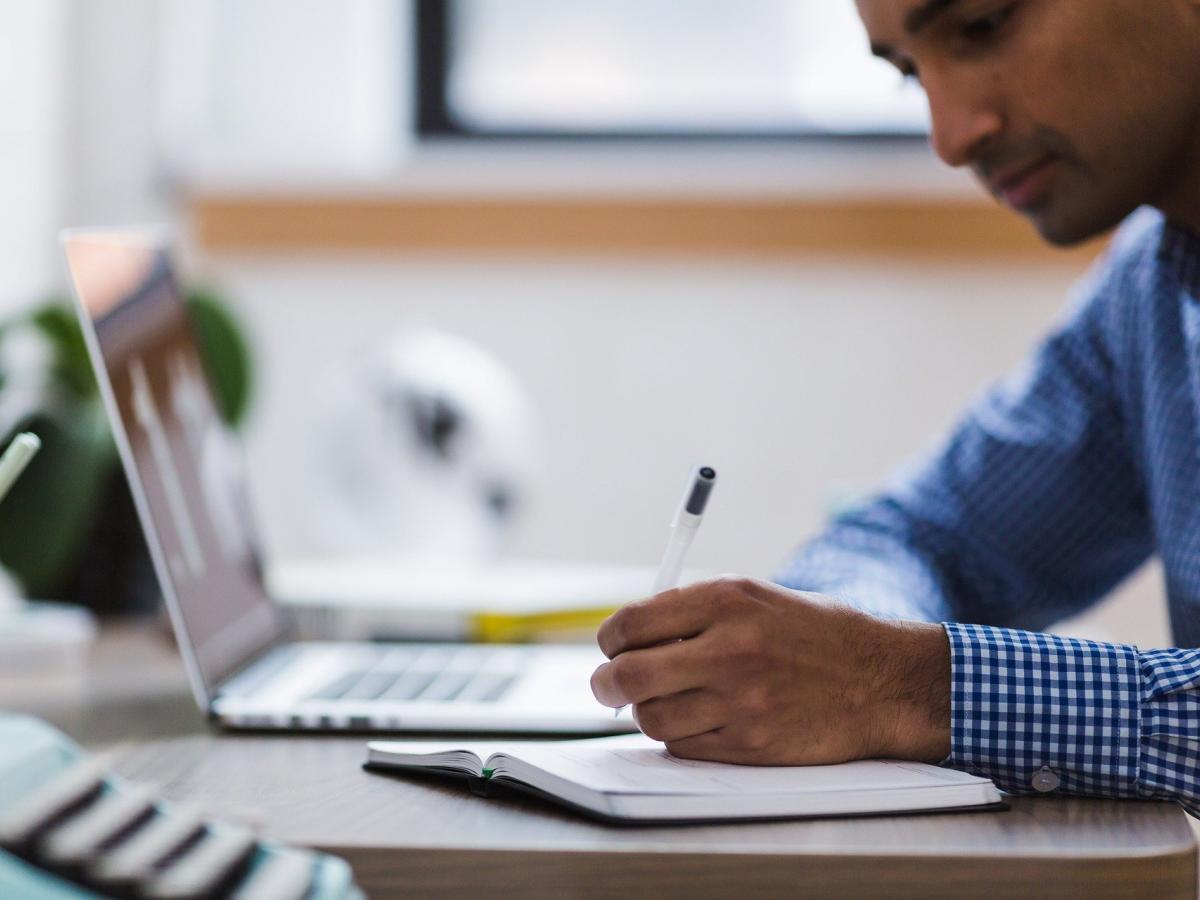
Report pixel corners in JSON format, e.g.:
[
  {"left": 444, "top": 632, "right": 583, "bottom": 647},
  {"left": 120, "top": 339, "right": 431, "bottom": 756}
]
[{"left": 64, "top": 231, "right": 286, "bottom": 698}]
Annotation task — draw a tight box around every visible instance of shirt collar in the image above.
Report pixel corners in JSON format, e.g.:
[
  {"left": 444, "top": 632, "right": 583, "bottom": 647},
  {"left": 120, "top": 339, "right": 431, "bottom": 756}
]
[{"left": 1158, "top": 218, "right": 1200, "bottom": 298}]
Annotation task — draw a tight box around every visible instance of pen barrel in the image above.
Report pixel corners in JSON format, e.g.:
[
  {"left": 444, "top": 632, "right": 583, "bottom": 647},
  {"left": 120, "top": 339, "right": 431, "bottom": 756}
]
[
  {"left": 652, "top": 526, "right": 696, "bottom": 594},
  {"left": 668, "top": 508, "right": 703, "bottom": 529}
]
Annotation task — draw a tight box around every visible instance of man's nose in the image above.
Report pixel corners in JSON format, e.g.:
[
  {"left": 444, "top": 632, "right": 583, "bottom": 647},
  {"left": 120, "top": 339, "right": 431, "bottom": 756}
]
[{"left": 924, "top": 76, "right": 1004, "bottom": 169}]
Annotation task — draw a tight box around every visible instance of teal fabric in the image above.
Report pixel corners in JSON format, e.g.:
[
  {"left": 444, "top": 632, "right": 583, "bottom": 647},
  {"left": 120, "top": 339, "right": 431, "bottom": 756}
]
[{"left": 0, "top": 714, "right": 363, "bottom": 898}]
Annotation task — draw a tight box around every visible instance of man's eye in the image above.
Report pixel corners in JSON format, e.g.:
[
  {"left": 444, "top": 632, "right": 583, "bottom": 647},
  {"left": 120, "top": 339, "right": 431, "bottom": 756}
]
[{"left": 961, "top": 4, "right": 1015, "bottom": 41}]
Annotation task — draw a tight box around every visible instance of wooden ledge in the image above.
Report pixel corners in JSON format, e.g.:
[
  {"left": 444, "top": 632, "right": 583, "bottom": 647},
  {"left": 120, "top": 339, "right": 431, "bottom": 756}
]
[{"left": 190, "top": 194, "right": 1105, "bottom": 263}]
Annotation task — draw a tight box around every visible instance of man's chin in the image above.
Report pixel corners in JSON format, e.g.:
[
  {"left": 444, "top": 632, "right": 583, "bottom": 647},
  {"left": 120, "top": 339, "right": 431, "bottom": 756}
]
[{"left": 1024, "top": 204, "right": 1125, "bottom": 248}]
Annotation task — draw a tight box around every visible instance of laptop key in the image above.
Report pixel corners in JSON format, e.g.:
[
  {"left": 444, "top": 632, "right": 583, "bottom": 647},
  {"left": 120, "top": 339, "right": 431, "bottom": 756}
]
[
  {"left": 417, "top": 670, "right": 475, "bottom": 702},
  {"left": 307, "top": 670, "right": 366, "bottom": 701},
  {"left": 458, "top": 673, "right": 518, "bottom": 703},
  {"left": 380, "top": 670, "right": 439, "bottom": 701},
  {"left": 341, "top": 671, "right": 401, "bottom": 701},
  {"left": 307, "top": 645, "right": 523, "bottom": 704},
  {"left": 480, "top": 674, "right": 518, "bottom": 703}
]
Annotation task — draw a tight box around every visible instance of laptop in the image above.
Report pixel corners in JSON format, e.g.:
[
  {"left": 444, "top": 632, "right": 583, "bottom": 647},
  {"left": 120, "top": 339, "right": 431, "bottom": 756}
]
[{"left": 62, "top": 228, "right": 633, "bottom": 735}]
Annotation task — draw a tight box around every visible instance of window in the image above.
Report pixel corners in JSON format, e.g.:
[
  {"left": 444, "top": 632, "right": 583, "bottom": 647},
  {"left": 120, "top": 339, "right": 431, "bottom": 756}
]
[{"left": 416, "top": 0, "right": 929, "bottom": 139}]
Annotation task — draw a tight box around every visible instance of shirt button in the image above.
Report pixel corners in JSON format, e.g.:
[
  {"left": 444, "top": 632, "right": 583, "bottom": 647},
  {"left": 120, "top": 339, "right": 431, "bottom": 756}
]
[{"left": 1031, "top": 766, "right": 1060, "bottom": 793}]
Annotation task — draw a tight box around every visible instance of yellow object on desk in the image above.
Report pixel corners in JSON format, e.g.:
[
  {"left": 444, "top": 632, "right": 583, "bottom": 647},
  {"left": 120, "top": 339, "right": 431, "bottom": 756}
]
[{"left": 469, "top": 606, "right": 618, "bottom": 643}]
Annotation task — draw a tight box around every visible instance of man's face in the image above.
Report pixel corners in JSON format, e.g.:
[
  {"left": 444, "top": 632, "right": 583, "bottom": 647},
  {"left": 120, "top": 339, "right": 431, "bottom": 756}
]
[{"left": 856, "top": 0, "right": 1200, "bottom": 245}]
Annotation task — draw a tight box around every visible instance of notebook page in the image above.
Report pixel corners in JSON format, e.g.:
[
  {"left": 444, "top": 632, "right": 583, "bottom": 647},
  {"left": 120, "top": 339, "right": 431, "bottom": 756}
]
[
  {"left": 369, "top": 741, "right": 506, "bottom": 762},
  {"left": 366, "top": 742, "right": 503, "bottom": 777},
  {"left": 492, "top": 733, "right": 989, "bottom": 796}
]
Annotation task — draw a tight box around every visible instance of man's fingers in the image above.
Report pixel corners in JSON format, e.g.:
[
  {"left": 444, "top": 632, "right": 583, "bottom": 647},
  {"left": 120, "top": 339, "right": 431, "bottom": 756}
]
[
  {"left": 662, "top": 729, "right": 739, "bottom": 764},
  {"left": 597, "top": 581, "right": 725, "bottom": 658},
  {"left": 590, "top": 637, "right": 713, "bottom": 707},
  {"left": 633, "top": 688, "right": 726, "bottom": 743}
]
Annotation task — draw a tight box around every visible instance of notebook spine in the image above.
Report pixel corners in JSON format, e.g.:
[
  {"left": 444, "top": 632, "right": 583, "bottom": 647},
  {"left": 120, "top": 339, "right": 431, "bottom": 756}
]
[{"left": 467, "top": 777, "right": 498, "bottom": 798}]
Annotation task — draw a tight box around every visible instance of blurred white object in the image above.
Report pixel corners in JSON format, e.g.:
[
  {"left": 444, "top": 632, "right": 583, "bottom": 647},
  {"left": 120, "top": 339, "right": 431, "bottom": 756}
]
[
  {"left": 0, "top": 322, "right": 58, "bottom": 443},
  {"left": 0, "top": 600, "right": 96, "bottom": 678},
  {"left": 311, "top": 329, "right": 539, "bottom": 562},
  {"left": 0, "top": 473, "right": 89, "bottom": 666},
  {"left": 0, "top": 566, "right": 23, "bottom": 615}
]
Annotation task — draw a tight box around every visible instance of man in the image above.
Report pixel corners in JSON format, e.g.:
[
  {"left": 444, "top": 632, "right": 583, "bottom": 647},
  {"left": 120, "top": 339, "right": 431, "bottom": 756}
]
[{"left": 589, "top": 0, "right": 1200, "bottom": 811}]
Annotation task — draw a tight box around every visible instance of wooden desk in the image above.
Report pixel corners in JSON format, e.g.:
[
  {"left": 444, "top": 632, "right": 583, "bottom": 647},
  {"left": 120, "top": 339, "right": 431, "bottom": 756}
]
[
  {"left": 106, "top": 734, "right": 1197, "bottom": 899},
  {"left": 4, "top": 621, "right": 1196, "bottom": 899}
]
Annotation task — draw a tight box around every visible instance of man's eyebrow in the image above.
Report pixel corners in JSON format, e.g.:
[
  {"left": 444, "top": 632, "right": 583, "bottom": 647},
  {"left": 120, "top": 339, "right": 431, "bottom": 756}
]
[
  {"left": 870, "top": 0, "right": 962, "bottom": 60},
  {"left": 904, "top": 0, "right": 962, "bottom": 35}
]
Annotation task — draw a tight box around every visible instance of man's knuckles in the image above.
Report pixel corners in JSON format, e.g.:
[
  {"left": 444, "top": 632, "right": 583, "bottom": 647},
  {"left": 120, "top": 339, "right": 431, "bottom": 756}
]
[
  {"left": 609, "top": 654, "right": 651, "bottom": 701},
  {"left": 597, "top": 596, "right": 664, "bottom": 656},
  {"left": 716, "top": 624, "right": 770, "bottom": 674},
  {"left": 738, "top": 682, "right": 772, "bottom": 719},
  {"left": 596, "top": 605, "right": 635, "bottom": 657},
  {"left": 596, "top": 618, "right": 622, "bottom": 659},
  {"left": 707, "top": 574, "right": 754, "bottom": 609}
]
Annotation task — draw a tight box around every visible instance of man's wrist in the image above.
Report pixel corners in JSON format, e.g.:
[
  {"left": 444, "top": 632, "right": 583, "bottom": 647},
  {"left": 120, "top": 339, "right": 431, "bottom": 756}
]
[{"left": 868, "top": 619, "right": 952, "bottom": 762}]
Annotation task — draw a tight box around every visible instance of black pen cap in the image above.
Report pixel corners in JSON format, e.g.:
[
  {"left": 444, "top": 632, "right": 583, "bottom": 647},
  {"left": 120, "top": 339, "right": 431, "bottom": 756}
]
[{"left": 684, "top": 466, "right": 717, "bottom": 516}]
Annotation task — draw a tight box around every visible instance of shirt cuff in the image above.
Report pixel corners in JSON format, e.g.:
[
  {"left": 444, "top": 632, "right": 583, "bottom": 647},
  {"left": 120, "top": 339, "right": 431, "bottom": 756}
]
[
  {"left": 1138, "top": 649, "right": 1200, "bottom": 807},
  {"left": 942, "top": 622, "right": 1142, "bottom": 798}
]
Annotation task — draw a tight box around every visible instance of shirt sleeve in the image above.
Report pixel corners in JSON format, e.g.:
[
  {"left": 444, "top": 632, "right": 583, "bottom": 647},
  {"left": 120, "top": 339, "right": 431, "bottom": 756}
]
[{"left": 946, "top": 623, "right": 1200, "bottom": 813}]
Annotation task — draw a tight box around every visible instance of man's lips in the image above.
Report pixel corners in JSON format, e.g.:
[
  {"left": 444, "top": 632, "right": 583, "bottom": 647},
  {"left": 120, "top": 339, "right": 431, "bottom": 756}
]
[{"left": 987, "top": 155, "right": 1057, "bottom": 209}]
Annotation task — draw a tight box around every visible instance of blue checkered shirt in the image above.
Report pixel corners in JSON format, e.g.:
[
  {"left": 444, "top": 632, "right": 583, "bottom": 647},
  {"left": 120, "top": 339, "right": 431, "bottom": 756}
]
[{"left": 775, "top": 208, "right": 1200, "bottom": 812}]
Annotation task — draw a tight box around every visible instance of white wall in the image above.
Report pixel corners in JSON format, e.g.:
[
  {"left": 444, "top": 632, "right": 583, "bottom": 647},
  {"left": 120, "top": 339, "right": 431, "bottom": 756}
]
[
  {"left": 0, "top": 0, "right": 177, "bottom": 311},
  {"left": 0, "top": 0, "right": 67, "bottom": 311},
  {"left": 157, "top": 0, "right": 410, "bottom": 180},
  {"left": 0, "top": 0, "right": 409, "bottom": 279},
  {"left": 61, "top": 0, "right": 171, "bottom": 227}
]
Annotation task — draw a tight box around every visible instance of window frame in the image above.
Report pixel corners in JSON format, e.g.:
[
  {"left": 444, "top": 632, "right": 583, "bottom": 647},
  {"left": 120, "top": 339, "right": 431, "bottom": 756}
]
[{"left": 413, "top": 0, "right": 928, "bottom": 143}]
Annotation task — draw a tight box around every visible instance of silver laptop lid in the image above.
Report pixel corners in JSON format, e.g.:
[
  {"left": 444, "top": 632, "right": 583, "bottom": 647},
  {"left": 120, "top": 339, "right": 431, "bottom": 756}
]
[{"left": 63, "top": 228, "right": 287, "bottom": 706}]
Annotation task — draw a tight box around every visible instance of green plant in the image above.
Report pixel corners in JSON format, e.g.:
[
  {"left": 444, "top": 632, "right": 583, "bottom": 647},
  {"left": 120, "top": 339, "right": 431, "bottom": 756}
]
[{"left": 0, "top": 288, "right": 253, "bottom": 603}]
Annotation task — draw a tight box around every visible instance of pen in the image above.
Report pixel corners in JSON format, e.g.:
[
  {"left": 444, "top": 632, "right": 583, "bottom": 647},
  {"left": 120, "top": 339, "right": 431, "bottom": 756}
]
[
  {"left": 616, "top": 464, "right": 717, "bottom": 717},
  {"left": 652, "top": 465, "right": 717, "bottom": 593},
  {"left": 0, "top": 433, "right": 40, "bottom": 506}
]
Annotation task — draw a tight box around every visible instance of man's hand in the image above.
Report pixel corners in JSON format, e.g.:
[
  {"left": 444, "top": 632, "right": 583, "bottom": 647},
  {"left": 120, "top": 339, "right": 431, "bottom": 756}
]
[{"left": 590, "top": 576, "right": 951, "bottom": 765}]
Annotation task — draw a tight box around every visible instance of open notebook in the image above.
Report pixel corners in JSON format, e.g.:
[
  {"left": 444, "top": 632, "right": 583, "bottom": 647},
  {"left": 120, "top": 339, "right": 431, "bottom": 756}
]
[{"left": 364, "top": 733, "right": 1004, "bottom": 824}]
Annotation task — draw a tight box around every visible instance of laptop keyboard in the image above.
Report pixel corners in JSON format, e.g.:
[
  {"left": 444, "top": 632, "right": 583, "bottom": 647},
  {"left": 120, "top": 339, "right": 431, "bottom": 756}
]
[{"left": 306, "top": 647, "right": 523, "bottom": 704}]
